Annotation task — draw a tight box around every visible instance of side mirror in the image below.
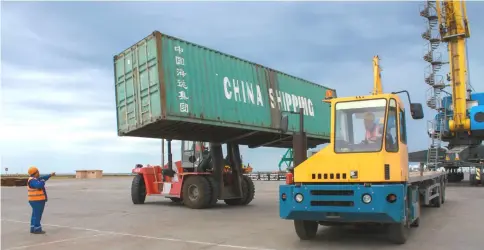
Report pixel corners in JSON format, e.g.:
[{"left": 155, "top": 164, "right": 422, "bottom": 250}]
[
  {"left": 280, "top": 114, "right": 289, "bottom": 134},
  {"left": 188, "top": 155, "right": 196, "bottom": 163},
  {"left": 410, "top": 103, "right": 424, "bottom": 120}
]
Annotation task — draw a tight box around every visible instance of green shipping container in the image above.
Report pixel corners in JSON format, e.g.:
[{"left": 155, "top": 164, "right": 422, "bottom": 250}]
[{"left": 113, "top": 31, "right": 336, "bottom": 148}]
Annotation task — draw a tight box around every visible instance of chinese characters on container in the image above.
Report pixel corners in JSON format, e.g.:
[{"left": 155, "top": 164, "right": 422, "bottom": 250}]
[{"left": 175, "top": 45, "right": 189, "bottom": 113}]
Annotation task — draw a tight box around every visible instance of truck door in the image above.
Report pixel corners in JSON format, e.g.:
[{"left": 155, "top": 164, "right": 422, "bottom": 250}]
[
  {"left": 399, "top": 106, "right": 409, "bottom": 177},
  {"left": 383, "top": 98, "right": 400, "bottom": 181}
]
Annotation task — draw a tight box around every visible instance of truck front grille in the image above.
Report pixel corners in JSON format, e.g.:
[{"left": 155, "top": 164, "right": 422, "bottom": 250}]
[
  {"left": 310, "top": 190, "right": 354, "bottom": 196},
  {"left": 310, "top": 201, "right": 354, "bottom": 207}
]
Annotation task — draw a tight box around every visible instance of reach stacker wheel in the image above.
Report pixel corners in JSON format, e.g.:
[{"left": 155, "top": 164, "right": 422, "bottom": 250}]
[
  {"left": 294, "top": 220, "right": 318, "bottom": 240},
  {"left": 387, "top": 222, "right": 409, "bottom": 244},
  {"left": 131, "top": 175, "right": 146, "bottom": 205},
  {"left": 224, "top": 175, "right": 255, "bottom": 206},
  {"left": 182, "top": 176, "right": 213, "bottom": 209}
]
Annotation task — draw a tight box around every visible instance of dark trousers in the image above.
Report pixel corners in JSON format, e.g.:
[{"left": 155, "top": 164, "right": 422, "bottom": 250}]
[{"left": 29, "top": 200, "right": 46, "bottom": 232}]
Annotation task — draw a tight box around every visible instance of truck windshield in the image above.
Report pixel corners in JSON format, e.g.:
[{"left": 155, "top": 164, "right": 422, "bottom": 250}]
[{"left": 334, "top": 99, "right": 387, "bottom": 153}]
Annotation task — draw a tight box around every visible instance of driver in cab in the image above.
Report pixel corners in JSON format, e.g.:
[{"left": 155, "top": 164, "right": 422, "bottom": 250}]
[{"left": 363, "top": 112, "right": 382, "bottom": 144}]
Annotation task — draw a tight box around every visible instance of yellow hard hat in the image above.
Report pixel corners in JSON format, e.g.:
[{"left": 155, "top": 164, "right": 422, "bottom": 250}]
[
  {"left": 28, "top": 166, "right": 39, "bottom": 176},
  {"left": 364, "top": 112, "right": 375, "bottom": 121}
]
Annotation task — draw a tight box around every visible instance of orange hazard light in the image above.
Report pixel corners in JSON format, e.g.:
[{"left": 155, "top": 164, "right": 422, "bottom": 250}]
[{"left": 286, "top": 172, "right": 294, "bottom": 185}]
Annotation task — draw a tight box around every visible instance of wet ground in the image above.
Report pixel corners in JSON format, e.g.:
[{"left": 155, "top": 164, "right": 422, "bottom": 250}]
[{"left": 2, "top": 178, "right": 484, "bottom": 250}]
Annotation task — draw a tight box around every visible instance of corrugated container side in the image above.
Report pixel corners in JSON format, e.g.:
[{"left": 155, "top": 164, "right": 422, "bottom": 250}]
[{"left": 114, "top": 31, "right": 336, "bottom": 148}]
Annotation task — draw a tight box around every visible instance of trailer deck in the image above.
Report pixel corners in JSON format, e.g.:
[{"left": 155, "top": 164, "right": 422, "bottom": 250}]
[{"left": 408, "top": 171, "right": 446, "bottom": 183}]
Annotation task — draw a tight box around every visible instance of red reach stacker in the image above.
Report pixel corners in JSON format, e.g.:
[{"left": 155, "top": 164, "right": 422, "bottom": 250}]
[{"left": 131, "top": 140, "right": 255, "bottom": 209}]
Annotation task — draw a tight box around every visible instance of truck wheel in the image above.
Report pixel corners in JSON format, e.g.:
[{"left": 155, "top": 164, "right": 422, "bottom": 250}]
[
  {"left": 182, "top": 176, "right": 212, "bottom": 209},
  {"left": 131, "top": 175, "right": 146, "bottom": 204},
  {"left": 432, "top": 188, "right": 442, "bottom": 208},
  {"left": 387, "top": 222, "right": 408, "bottom": 244},
  {"left": 204, "top": 176, "right": 219, "bottom": 207},
  {"left": 294, "top": 220, "right": 318, "bottom": 240}
]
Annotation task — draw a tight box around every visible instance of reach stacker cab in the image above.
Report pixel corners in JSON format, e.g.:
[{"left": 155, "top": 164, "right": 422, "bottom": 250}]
[
  {"left": 131, "top": 140, "right": 255, "bottom": 209},
  {"left": 279, "top": 56, "right": 447, "bottom": 244}
]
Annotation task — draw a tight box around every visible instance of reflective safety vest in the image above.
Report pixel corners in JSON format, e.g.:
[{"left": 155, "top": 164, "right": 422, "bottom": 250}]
[
  {"left": 27, "top": 177, "right": 46, "bottom": 201},
  {"left": 365, "top": 124, "right": 381, "bottom": 141}
]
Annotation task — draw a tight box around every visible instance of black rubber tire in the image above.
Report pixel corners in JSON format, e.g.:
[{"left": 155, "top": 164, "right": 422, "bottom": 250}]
[
  {"left": 433, "top": 192, "right": 442, "bottom": 208},
  {"left": 223, "top": 176, "right": 247, "bottom": 206},
  {"left": 223, "top": 175, "right": 255, "bottom": 206},
  {"left": 204, "top": 176, "right": 219, "bottom": 207},
  {"left": 182, "top": 176, "right": 212, "bottom": 209},
  {"left": 169, "top": 197, "right": 182, "bottom": 203},
  {"left": 131, "top": 175, "right": 146, "bottom": 205},
  {"left": 387, "top": 222, "right": 408, "bottom": 244},
  {"left": 294, "top": 220, "right": 318, "bottom": 240},
  {"left": 241, "top": 175, "right": 255, "bottom": 205}
]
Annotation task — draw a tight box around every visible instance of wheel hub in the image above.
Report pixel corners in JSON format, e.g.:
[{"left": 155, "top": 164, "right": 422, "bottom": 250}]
[{"left": 188, "top": 184, "right": 200, "bottom": 201}]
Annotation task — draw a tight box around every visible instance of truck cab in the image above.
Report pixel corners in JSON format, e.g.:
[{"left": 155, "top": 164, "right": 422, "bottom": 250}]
[
  {"left": 294, "top": 94, "right": 412, "bottom": 183},
  {"left": 279, "top": 92, "right": 446, "bottom": 244}
]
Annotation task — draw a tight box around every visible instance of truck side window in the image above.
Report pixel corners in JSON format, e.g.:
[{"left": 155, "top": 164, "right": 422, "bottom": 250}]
[
  {"left": 400, "top": 108, "right": 407, "bottom": 144},
  {"left": 386, "top": 99, "right": 399, "bottom": 152}
]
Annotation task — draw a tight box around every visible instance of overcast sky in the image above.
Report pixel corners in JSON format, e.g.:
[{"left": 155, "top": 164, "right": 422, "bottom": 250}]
[{"left": 1, "top": 1, "right": 484, "bottom": 174}]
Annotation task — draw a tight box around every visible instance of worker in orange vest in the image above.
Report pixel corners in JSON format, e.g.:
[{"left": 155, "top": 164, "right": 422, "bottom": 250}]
[
  {"left": 27, "top": 166, "right": 55, "bottom": 234},
  {"left": 363, "top": 112, "right": 382, "bottom": 143}
]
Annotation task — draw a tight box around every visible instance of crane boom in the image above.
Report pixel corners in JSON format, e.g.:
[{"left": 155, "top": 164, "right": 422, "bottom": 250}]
[
  {"left": 436, "top": 0, "right": 471, "bottom": 132},
  {"left": 372, "top": 55, "right": 383, "bottom": 95}
]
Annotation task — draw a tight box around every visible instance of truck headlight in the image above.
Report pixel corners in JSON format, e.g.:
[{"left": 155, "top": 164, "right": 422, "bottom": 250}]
[
  {"left": 295, "top": 193, "right": 304, "bottom": 203},
  {"left": 362, "top": 194, "right": 372, "bottom": 204}
]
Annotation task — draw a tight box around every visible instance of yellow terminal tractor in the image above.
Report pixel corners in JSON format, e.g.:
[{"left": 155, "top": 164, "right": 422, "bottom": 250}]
[{"left": 278, "top": 56, "right": 447, "bottom": 244}]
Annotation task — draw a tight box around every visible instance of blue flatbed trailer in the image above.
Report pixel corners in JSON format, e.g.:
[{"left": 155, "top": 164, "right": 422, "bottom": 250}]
[{"left": 279, "top": 170, "right": 447, "bottom": 244}]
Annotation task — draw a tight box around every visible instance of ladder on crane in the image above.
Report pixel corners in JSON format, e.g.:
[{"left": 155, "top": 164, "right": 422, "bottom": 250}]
[
  {"left": 421, "top": 0, "right": 448, "bottom": 170},
  {"left": 426, "top": 110, "right": 446, "bottom": 170}
]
